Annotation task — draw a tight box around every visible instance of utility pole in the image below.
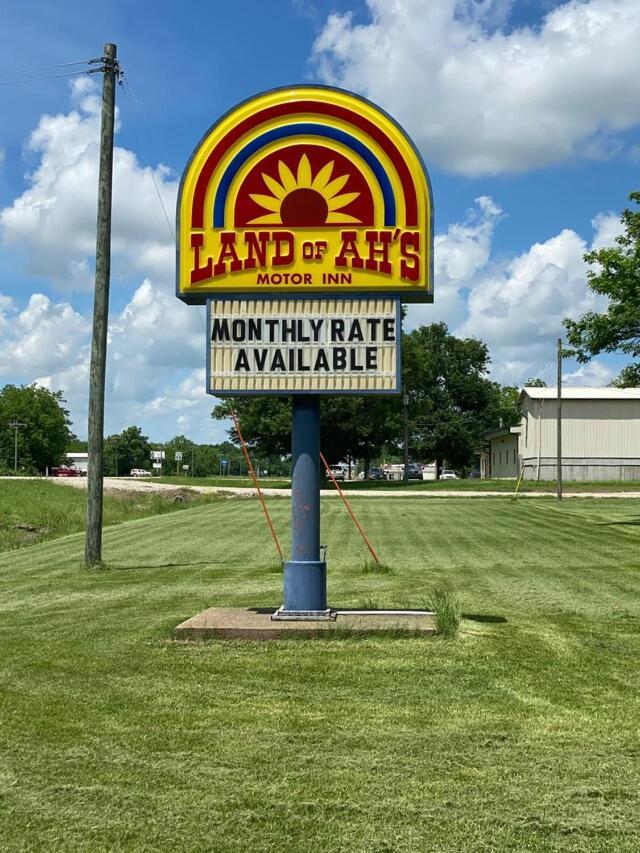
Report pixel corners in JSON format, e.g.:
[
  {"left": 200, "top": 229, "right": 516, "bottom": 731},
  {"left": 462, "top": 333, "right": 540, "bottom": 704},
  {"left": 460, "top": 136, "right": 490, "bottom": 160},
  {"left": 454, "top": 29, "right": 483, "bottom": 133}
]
[
  {"left": 8, "top": 421, "right": 26, "bottom": 473},
  {"left": 403, "top": 389, "right": 409, "bottom": 484},
  {"left": 85, "top": 43, "right": 119, "bottom": 567},
  {"left": 557, "top": 337, "right": 563, "bottom": 501}
]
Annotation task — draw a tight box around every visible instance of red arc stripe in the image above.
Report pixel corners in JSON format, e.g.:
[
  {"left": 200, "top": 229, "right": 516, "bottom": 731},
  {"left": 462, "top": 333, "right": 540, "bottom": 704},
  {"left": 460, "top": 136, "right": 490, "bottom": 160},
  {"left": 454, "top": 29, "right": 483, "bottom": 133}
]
[{"left": 189, "top": 101, "right": 420, "bottom": 228}]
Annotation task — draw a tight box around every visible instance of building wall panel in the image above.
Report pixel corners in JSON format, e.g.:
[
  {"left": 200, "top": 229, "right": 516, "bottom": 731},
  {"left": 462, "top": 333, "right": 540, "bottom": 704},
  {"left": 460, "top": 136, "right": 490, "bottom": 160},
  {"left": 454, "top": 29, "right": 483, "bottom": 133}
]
[{"left": 520, "top": 398, "right": 640, "bottom": 459}]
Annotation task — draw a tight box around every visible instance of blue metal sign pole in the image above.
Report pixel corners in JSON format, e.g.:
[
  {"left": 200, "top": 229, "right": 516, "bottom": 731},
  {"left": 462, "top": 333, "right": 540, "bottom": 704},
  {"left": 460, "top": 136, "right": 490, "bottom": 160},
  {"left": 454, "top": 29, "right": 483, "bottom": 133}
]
[{"left": 281, "top": 395, "right": 328, "bottom": 614}]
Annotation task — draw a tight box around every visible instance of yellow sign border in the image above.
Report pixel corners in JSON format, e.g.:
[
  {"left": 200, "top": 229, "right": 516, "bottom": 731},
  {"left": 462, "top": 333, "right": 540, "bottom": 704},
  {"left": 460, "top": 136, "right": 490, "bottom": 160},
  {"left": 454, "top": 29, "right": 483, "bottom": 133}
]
[{"left": 177, "top": 85, "right": 433, "bottom": 304}]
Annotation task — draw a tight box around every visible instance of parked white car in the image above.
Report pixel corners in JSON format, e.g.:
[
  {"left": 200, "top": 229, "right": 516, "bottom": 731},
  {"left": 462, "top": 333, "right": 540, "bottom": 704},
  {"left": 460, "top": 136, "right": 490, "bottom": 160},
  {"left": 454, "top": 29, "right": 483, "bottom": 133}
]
[
  {"left": 130, "top": 468, "right": 151, "bottom": 477},
  {"left": 440, "top": 469, "right": 458, "bottom": 480},
  {"left": 328, "top": 465, "right": 345, "bottom": 481}
]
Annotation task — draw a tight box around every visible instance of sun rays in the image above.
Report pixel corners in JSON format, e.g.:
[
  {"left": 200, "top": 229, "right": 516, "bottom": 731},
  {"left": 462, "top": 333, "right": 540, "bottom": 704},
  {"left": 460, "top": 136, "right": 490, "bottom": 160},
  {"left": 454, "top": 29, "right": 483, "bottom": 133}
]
[{"left": 247, "top": 154, "right": 361, "bottom": 226}]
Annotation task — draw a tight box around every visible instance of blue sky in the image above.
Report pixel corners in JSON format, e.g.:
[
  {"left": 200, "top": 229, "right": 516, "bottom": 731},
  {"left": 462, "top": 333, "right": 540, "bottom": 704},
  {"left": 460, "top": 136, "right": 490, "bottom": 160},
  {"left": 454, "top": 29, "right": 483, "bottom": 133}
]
[{"left": 0, "top": 0, "right": 638, "bottom": 441}]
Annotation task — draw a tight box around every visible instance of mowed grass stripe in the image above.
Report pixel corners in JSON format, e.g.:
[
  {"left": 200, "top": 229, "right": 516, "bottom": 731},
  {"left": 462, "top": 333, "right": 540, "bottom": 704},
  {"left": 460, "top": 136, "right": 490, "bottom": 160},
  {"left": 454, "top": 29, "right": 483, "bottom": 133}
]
[{"left": 0, "top": 493, "right": 639, "bottom": 851}]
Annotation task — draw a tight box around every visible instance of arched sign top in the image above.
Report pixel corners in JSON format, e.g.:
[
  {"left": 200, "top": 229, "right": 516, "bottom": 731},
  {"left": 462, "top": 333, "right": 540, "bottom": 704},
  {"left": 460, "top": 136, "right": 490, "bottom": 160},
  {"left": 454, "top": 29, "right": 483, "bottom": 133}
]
[{"left": 177, "top": 85, "right": 433, "bottom": 303}]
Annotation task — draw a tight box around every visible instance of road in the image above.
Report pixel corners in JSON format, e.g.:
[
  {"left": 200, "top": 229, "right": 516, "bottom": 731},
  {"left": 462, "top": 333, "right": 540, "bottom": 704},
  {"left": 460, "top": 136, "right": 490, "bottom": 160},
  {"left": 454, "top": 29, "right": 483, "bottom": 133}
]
[{"left": 31, "top": 476, "right": 640, "bottom": 499}]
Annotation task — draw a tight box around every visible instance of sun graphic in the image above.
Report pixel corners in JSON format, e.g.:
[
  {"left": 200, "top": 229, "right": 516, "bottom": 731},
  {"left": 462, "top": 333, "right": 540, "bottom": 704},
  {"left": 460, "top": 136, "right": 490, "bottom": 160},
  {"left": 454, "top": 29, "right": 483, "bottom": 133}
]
[{"left": 247, "top": 154, "right": 361, "bottom": 227}]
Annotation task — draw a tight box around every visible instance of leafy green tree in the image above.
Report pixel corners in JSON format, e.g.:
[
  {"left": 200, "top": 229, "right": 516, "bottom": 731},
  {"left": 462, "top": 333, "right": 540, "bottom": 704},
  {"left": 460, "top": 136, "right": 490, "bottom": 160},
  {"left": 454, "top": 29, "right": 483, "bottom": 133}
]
[
  {"left": 163, "top": 434, "right": 195, "bottom": 475},
  {"left": 212, "top": 396, "right": 399, "bottom": 472},
  {"left": 0, "top": 384, "right": 72, "bottom": 473},
  {"left": 189, "top": 443, "right": 215, "bottom": 477},
  {"left": 103, "top": 435, "right": 121, "bottom": 476},
  {"left": 402, "top": 323, "right": 499, "bottom": 471},
  {"left": 485, "top": 383, "right": 522, "bottom": 429},
  {"left": 611, "top": 364, "right": 640, "bottom": 388},
  {"left": 103, "top": 426, "right": 151, "bottom": 475},
  {"left": 207, "top": 440, "right": 247, "bottom": 476},
  {"left": 321, "top": 396, "right": 400, "bottom": 471},
  {"left": 564, "top": 191, "right": 640, "bottom": 371},
  {"left": 212, "top": 398, "right": 291, "bottom": 458},
  {"left": 524, "top": 377, "right": 547, "bottom": 387}
]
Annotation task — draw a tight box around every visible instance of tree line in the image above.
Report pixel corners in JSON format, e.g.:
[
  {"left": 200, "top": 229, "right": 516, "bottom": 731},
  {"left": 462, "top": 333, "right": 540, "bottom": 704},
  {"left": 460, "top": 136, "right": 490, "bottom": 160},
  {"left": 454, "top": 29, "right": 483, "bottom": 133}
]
[{"left": 71, "top": 428, "right": 292, "bottom": 478}]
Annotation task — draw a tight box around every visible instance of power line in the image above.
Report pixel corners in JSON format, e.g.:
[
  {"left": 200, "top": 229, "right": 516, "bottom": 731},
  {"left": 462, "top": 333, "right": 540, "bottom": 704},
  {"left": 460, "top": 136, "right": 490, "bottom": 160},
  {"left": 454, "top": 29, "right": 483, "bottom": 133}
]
[
  {"left": 122, "top": 74, "right": 173, "bottom": 172},
  {"left": 118, "top": 76, "right": 175, "bottom": 241},
  {"left": 0, "top": 69, "right": 92, "bottom": 88},
  {"left": 0, "top": 58, "right": 94, "bottom": 79}
]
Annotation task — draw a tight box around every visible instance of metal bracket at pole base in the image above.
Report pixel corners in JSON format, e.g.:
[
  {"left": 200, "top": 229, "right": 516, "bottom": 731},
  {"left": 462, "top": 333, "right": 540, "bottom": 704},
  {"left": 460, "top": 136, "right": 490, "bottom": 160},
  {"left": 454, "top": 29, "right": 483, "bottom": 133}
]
[{"left": 271, "top": 605, "right": 336, "bottom": 622}]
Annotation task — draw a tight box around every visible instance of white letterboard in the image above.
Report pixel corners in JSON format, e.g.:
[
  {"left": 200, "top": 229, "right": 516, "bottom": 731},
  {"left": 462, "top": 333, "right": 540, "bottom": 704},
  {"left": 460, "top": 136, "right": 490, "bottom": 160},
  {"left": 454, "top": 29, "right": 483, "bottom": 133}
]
[{"left": 207, "top": 298, "right": 400, "bottom": 395}]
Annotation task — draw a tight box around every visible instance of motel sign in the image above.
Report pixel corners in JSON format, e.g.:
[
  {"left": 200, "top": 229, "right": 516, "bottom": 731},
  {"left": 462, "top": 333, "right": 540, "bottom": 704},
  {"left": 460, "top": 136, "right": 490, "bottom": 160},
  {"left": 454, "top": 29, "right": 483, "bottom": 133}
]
[{"left": 177, "top": 85, "right": 432, "bottom": 616}]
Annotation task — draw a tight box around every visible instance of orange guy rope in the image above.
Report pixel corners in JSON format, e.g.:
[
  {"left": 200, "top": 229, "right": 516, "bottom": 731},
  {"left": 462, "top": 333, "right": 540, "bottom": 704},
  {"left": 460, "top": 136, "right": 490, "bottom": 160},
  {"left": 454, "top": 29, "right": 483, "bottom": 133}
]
[
  {"left": 320, "top": 451, "right": 381, "bottom": 564},
  {"left": 231, "top": 409, "right": 283, "bottom": 563}
]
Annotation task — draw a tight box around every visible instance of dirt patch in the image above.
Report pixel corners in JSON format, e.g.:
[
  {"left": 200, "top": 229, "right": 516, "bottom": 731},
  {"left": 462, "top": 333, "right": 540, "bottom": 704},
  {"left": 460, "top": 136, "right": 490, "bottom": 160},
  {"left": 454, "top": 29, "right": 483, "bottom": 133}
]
[
  {"left": 13, "top": 522, "right": 49, "bottom": 541},
  {"left": 14, "top": 522, "right": 42, "bottom": 533},
  {"left": 103, "top": 486, "right": 202, "bottom": 504}
]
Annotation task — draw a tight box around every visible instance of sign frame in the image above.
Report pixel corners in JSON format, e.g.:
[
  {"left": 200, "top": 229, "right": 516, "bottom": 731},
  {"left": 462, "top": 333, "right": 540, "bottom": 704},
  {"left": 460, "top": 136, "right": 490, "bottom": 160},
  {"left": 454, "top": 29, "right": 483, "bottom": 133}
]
[
  {"left": 176, "top": 84, "right": 433, "bottom": 305},
  {"left": 205, "top": 295, "right": 401, "bottom": 397}
]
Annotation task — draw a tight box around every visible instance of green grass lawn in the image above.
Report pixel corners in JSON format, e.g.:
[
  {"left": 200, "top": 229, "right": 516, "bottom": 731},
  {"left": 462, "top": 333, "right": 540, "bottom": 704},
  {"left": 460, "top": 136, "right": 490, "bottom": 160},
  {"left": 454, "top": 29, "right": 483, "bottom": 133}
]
[
  {"left": 0, "top": 479, "right": 222, "bottom": 552},
  {"left": 153, "top": 473, "right": 640, "bottom": 493},
  {"left": 1, "top": 492, "right": 639, "bottom": 850}
]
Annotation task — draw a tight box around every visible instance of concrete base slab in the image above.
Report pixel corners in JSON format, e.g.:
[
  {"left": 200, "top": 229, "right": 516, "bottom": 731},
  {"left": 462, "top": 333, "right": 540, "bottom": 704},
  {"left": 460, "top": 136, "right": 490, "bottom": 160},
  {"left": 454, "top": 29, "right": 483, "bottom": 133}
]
[{"left": 175, "top": 607, "right": 436, "bottom": 640}]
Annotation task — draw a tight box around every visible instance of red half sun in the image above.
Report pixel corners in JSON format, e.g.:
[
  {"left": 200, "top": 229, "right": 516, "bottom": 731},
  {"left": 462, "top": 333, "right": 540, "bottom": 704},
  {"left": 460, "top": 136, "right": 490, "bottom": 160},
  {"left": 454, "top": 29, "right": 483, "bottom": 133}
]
[{"left": 234, "top": 144, "right": 374, "bottom": 228}]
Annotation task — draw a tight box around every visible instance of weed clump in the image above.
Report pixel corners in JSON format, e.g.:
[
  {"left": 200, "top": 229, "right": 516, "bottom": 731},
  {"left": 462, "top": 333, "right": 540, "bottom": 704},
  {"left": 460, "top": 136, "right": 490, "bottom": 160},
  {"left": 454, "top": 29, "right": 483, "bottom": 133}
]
[
  {"left": 426, "top": 584, "right": 461, "bottom": 638},
  {"left": 361, "top": 559, "right": 394, "bottom": 575}
]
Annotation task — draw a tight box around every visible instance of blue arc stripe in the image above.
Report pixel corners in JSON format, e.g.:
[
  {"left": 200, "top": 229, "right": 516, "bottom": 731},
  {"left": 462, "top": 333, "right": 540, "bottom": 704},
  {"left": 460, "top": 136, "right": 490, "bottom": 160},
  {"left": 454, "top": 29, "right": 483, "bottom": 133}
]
[{"left": 213, "top": 123, "right": 396, "bottom": 227}]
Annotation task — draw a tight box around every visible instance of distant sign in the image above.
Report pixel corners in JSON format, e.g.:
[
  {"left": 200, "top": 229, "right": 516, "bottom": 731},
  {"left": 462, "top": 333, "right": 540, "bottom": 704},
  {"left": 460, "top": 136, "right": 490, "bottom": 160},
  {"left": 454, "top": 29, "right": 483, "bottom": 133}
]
[
  {"left": 177, "top": 86, "right": 432, "bottom": 304},
  {"left": 175, "top": 451, "right": 183, "bottom": 461},
  {"left": 182, "top": 464, "right": 189, "bottom": 470},
  {"left": 208, "top": 297, "right": 399, "bottom": 395},
  {"left": 150, "top": 450, "right": 165, "bottom": 461},
  {"left": 152, "top": 462, "right": 162, "bottom": 469}
]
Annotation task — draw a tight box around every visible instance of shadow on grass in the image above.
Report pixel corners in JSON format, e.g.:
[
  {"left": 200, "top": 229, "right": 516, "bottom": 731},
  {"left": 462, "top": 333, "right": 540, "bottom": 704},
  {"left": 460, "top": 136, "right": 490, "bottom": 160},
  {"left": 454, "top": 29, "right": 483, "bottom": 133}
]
[
  {"left": 597, "top": 519, "right": 640, "bottom": 526},
  {"left": 462, "top": 613, "right": 508, "bottom": 624}
]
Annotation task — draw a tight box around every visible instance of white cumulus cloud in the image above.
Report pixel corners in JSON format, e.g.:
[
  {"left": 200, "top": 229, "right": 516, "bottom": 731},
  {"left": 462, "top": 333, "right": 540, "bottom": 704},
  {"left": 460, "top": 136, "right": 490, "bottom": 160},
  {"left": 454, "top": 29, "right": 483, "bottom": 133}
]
[
  {"left": 409, "top": 195, "right": 502, "bottom": 330},
  {"left": 0, "top": 78, "right": 177, "bottom": 290},
  {"left": 312, "top": 0, "right": 640, "bottom": 174},
  {"left": 0, "top": 293, "right": 89, "bottom": 377},
  {"left": 457, "top": 213, "right": 617, "bottom": 383},
  {"left": 0, "top": 79, "right": 219, "bottom": 441},
  {"left": 565, "top": 360, "right": 615, "bottom": 386},
  {"left": 25, "top": 281, "right": 214, "bottom": 440}
]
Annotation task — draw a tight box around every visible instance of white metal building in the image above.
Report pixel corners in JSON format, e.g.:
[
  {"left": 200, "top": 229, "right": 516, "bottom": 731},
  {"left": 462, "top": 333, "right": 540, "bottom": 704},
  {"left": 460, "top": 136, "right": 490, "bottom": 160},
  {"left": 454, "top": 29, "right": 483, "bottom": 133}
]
[
  {"left": 479, "top": 387, "right": 640, "bottom": 481},
  {"left": 479, "top": 426, "right": 520, "bottom": 479},
  {"left": 65, "top": 451, "right": 89, "bottom": 473}
]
